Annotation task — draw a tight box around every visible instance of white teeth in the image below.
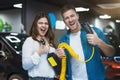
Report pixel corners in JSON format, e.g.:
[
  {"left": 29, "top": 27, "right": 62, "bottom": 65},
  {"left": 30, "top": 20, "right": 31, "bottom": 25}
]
[{"left": 70, "top": 22, "right": 75, "bottom": 25}]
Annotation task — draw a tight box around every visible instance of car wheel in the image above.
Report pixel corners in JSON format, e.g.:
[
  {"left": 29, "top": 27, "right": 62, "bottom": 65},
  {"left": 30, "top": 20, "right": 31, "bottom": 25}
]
[{"left": 8, "top": 74, "right": 25, "bottom": 80}]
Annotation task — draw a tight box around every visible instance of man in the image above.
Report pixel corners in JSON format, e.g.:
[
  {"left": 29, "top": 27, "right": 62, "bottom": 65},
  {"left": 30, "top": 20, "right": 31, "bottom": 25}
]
[{"left": 58, "top": 5, "right": 114, "bottom": 80}]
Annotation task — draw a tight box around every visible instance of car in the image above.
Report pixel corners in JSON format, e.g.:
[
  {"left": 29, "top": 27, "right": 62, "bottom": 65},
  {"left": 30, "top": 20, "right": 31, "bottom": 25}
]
[
  {"left": 0, "top": 32, "right": 28, "bottom": 80},
  {"left": 102, "top": 33, "right": 120, "bottom": 79},
  {"left": 102, "top": 56, "right": 120, "bottom": 79}
]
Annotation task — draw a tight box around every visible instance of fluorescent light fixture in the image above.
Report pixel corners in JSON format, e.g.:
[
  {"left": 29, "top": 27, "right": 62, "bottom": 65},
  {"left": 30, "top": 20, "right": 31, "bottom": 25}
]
[
  {"left": 99, "top": 14, "right": 111, "bottom": 19},
  {"left": 97, "top": 3, "right": 120, "bottom": 9},
  {"left": 116, "top": 20, "right": 120, "bottom": 23},
  {"left": 13, "top": 3, "right": 22, "bottom": 8},
  {"left": 75, "top": 7, "right": 89, "bottom": 12}
]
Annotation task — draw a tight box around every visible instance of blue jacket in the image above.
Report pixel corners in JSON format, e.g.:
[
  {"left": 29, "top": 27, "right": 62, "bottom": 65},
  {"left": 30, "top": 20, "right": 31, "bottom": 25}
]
[{"left": 59, "top": 27, "right": 110, "bottom": 80}]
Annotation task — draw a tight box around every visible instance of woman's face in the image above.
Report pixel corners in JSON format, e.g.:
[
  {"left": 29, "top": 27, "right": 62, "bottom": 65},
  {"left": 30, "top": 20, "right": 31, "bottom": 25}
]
[{"left": 37, "top": 17, "right": 49, "bottom": 37}]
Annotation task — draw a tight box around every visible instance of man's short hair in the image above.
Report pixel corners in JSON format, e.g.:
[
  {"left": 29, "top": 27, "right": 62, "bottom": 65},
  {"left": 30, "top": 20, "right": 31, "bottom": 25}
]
[{"left": 61, "top": 5, "right": 76, "bottom": 15}]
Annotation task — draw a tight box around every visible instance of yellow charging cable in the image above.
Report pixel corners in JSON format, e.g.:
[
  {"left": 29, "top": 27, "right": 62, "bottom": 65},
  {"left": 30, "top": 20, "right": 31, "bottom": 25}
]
[{"left": 58, "top": 42, "right": 95, "bottom": 80}]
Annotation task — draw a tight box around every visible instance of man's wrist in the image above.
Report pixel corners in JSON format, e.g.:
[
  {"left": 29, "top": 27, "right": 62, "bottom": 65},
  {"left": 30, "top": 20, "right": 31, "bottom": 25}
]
[{"left": 97, "top": 39, "right": 102, "bottom": 46}]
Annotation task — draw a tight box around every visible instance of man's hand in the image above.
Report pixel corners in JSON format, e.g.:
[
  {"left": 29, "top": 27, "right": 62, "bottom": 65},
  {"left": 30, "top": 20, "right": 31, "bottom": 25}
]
[
  {"left": 87, "top": 29, "right": 101, "bottom": 46},
  {"left": 55, "top": 48, "right": 65, "bottom": 58}
]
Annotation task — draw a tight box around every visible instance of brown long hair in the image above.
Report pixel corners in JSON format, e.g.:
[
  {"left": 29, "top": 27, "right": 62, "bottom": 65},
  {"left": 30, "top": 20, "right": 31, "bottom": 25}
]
[{"left": 29, "top": 12, "right": 56, "bottom": 48}]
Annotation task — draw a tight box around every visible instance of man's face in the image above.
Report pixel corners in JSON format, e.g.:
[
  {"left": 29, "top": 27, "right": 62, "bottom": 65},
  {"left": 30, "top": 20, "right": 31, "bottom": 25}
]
[{"left": 62, "top": 9, "right": 80, "bottom": 33}]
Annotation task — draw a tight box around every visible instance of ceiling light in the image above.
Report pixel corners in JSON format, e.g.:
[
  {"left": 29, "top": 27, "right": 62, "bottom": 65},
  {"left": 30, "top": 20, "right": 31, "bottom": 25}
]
[
  {"left": 13, "top": 3, "right": 22, "bottom": 8},
  {"left": 75, "top": 7, "right": 89, "bottom": 12},
  {"left": 97, "top": 3, "right": 120, "bottom": 9},
  {"left": 99, "top": 14, "right": 111, "bottom": 19},
  {"left": 116, "top": 20, "right": 120, "bottom": 23}
]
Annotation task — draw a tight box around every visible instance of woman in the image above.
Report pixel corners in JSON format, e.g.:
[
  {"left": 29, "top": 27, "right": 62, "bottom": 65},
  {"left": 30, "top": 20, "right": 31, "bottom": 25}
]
[{"left": 22, "top": 12, "right": 62, "bottom": 80}]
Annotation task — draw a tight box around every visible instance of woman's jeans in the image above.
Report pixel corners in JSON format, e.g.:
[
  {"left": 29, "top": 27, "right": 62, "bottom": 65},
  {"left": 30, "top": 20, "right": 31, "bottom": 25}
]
[{"left": 29, "top": 77, "right": 59, "bottom": 80}]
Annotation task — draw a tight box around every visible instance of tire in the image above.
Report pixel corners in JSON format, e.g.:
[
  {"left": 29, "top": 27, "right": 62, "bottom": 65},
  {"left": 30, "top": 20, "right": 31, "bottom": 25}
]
[{"left": 8, "top": 74, "right": 25, "bottom": 80}]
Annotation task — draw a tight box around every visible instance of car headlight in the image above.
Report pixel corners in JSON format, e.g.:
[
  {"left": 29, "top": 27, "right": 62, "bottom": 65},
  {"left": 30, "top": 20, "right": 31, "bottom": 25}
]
[{"left": 114, "top": 56, "right": 120, "bottom": 63}]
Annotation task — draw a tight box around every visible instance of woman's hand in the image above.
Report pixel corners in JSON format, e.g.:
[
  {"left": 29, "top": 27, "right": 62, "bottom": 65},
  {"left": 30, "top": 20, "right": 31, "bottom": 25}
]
[{"left": 37, "top": 39, "right": 50, "bottom": 56}]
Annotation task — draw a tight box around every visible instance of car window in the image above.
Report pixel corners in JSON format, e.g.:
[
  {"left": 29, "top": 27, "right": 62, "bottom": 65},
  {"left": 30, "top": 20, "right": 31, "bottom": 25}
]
[{"left": 106, "top": 34, "right": 120, "bottom": 56}]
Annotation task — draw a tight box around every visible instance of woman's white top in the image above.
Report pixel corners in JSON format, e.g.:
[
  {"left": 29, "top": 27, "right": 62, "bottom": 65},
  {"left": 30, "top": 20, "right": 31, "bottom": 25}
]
[{"left": 22, "top": 37, "right": 55, "bottom": 78}]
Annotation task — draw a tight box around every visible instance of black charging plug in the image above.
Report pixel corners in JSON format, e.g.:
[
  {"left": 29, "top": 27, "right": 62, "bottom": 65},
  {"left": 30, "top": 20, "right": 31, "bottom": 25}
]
[
  {"left": 81, "top": 23, "right": 93, "bottom": 34},
  {"left": 39, "top": 39, "right": 45, "bottom": 45}
]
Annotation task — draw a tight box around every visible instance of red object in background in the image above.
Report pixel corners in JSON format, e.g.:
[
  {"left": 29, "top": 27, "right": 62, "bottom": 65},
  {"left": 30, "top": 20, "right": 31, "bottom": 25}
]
[
  {"left": 102, "top": 57, "right": 120, "bottom": 78},
  {"left": 101, "top": 33, "right": 120, "bottom": 79}
]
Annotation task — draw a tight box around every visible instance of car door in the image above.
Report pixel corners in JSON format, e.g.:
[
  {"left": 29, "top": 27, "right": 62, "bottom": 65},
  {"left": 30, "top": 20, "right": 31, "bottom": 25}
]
[{"left": 0, "top": 40, "right": 8, "bottom": 75}]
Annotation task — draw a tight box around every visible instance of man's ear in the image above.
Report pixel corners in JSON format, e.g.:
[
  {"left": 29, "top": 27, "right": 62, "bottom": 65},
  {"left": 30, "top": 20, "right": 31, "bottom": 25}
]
[{"left": 76, "top": 13, "right": 79, "bottom": 19}]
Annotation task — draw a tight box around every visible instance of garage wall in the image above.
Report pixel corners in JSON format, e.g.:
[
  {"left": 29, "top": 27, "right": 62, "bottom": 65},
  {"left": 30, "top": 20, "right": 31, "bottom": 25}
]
[
  {"left": 22, "top": 0, "right": 60, "bottom": 34},
  {"left": 0, "top": 9, "right": 22, "bottom": 33}
]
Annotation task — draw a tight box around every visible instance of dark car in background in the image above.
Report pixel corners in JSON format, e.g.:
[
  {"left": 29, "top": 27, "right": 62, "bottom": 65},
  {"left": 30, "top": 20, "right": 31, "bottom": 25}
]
[
  {"left": 0, "top": 32, "right": 28, "bottom": 80},
  {"left": 102, "top": 33, "right": 120, "bottom": 79}
]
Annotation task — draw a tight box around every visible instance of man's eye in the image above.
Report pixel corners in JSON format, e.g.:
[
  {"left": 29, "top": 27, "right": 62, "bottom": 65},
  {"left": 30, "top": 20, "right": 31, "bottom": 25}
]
[
  {"left": 71, "top": 14, "right": 74, "bottom": 17},
  {"left": 64, "top": 17, "right": 69, "bottom": 20}
]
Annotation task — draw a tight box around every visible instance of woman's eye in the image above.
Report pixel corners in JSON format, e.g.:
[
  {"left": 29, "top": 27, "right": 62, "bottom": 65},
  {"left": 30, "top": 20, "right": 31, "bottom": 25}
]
[{"left": 45, "top": 23, "right": 48, "bottom": 25}]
